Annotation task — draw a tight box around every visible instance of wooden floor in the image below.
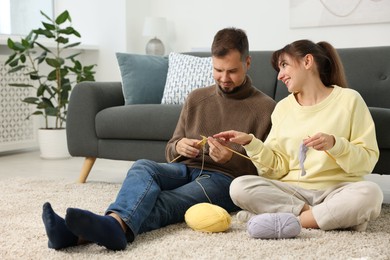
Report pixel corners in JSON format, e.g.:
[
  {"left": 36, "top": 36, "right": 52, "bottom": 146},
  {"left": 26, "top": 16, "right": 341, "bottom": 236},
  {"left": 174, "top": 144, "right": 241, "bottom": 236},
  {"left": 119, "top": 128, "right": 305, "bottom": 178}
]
[{"left": 0, "top": 149, "right": 132, "bottom": 184}]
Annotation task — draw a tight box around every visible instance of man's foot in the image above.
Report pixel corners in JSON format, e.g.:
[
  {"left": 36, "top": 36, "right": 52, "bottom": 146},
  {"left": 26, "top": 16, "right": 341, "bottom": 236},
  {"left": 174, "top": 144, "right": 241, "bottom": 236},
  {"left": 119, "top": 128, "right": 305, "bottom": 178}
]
[
  {"left": 247, "top": 213, "right": 301, "bottom": 239},
  {"left": 42, "top": 202, "right": 78, "bottom": 249},
  {"left": 65, "top": 208, "right": 128, "bottom": 251}
]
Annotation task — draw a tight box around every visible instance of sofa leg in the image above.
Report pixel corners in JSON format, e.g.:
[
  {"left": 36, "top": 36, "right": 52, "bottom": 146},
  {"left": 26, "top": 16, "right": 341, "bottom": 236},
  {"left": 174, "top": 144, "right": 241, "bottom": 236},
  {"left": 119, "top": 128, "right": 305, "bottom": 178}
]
[{"left": 78, "top": 157, "right": 97, "bottom": 183}]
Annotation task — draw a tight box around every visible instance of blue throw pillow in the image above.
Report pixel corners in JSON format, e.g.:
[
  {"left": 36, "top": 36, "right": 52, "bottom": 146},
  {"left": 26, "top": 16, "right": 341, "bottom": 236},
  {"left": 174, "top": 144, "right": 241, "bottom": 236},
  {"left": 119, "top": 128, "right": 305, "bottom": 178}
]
[{"left": 116, "top": 53, "right": 168, "bottom": 105}]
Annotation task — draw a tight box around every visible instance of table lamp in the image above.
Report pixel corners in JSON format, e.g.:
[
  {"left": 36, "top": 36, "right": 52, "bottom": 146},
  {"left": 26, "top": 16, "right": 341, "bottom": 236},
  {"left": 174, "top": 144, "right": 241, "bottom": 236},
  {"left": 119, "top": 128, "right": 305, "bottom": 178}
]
[{"left": 143, "top": 17, "right": 167, "bottom": 56}]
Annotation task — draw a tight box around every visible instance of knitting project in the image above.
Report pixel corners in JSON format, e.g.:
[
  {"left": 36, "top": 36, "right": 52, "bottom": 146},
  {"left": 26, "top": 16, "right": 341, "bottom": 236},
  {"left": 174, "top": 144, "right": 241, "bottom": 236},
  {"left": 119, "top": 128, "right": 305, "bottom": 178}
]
[{"left": 299, "top": 142, "right": 308, "bottom": 176}]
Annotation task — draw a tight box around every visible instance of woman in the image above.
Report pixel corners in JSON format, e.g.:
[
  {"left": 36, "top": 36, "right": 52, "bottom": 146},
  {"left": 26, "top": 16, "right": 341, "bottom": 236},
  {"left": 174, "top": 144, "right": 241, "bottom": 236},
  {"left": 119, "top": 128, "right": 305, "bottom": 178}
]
[{"left": 214, "top": 40, "right": 383, "bottom": 239}]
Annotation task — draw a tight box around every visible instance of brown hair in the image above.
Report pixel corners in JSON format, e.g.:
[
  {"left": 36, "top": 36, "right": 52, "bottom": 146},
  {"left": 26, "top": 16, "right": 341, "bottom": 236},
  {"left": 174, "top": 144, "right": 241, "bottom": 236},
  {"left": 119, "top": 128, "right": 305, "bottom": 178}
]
[
  {"left": 211, "top": 27, "right": 249, "bottom": 62},
  {"left": 271, "top": 40, "right": 348, "bottom": 88}
]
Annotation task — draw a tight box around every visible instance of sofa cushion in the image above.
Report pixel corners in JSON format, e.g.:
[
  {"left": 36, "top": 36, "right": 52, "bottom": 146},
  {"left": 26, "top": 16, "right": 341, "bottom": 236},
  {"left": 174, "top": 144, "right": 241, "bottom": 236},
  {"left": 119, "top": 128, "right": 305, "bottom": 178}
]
[
  {"left": 95, "top": 104, "right": 182, "bottom": 140},
  {"left": 161, "top": 52, "right": 215, "bottom": 104},
  {"left": 116, "top": 53, "right": 168, "bottom": 105}
]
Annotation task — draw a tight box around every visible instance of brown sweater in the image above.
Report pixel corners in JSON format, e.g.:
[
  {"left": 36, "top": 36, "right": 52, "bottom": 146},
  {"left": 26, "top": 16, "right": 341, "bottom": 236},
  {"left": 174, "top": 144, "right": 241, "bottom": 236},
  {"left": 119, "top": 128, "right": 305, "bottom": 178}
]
[{"left": 165, "top": 76, "right": 276, "bottom": 178}]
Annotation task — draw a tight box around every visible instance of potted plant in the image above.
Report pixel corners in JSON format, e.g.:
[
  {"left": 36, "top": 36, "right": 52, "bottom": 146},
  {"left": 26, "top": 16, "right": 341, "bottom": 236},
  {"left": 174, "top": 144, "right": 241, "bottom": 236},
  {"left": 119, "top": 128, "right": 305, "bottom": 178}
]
[{"left": 4, "top": 10, "right": 96, "bottom": 159}]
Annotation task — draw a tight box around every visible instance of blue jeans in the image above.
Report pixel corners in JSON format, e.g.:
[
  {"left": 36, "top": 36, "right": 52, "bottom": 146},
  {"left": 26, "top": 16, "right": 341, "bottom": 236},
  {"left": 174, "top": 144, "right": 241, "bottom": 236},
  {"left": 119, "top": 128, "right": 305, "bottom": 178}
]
[{"left": 106, "top": 159, "right": 239, "bottom": 237}]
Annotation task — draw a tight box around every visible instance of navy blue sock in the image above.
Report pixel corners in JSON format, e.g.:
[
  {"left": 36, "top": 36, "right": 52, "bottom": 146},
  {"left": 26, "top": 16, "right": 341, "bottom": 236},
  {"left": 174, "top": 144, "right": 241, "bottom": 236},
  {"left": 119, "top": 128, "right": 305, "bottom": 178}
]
[
  {"left": 65, "top": 208, "right": 128, "bottom": 251},
  {"left": 42, "top": 202, "right": 78, "bottom": 250}
]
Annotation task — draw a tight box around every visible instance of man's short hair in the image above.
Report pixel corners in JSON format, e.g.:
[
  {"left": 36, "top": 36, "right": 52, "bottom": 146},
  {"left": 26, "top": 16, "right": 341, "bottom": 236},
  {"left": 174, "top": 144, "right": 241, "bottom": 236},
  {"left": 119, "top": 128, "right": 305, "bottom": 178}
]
[{"left": 211, "top": 27, "right": 249, "bottom": 61}]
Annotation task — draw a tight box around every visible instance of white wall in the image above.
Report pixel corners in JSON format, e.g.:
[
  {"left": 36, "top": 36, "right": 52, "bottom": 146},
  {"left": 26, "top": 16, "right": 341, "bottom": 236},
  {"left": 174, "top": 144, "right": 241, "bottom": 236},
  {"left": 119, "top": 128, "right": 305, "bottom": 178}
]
[
  {"left": 147, "top": 0, "right": 390, "bottom": 52},
  {"left": 55, "top": 0, "right": 390, "bottom": 81},
  {"left": 55, "top": 0, "right": 127, "bottom": 81}
]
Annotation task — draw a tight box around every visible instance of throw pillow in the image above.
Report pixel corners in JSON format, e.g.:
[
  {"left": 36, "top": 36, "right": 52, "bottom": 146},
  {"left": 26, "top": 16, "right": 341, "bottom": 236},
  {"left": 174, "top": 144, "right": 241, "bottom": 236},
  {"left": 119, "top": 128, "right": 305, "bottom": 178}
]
[
  {"left": 161, "top": 52, "right": 215, "bottom": 104},
  {"left": 116, "top": 53, "right": 168, "bottom": 105}
]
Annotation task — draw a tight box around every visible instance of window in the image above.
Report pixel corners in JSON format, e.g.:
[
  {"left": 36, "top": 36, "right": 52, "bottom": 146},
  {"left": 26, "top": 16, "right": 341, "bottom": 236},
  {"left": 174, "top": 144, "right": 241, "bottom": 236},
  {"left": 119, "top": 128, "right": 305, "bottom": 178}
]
[{"left": 0, "top": 0, "right": 53, "bottom": 35}]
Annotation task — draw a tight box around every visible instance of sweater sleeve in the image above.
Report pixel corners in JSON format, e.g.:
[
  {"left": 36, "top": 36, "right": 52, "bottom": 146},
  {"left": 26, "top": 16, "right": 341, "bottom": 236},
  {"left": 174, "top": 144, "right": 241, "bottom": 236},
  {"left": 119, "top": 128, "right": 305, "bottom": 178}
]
[
  {"left": 244, "top": 108, "right": 291, "bottom": 179},
  {"left": 327, "top": 93, "right": 379, "bottom": 176},
  {"left": 165, "top": 103, "right": 187, "bottom": 162}
]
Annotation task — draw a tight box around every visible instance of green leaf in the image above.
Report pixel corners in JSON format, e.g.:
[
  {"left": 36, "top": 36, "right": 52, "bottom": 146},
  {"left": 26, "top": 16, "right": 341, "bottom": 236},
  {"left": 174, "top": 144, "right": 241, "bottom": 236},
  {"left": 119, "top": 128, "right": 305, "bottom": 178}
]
[
  {"left": 64, "top": 42, "right": 81, "bottom": 49},
  {"left": 35, "top": 51, "right": 47, "bottom": 64},
  {"left": 58, "top": 27, "right": 74, "bottom": 35},
  {"left": 46, "top": 107, "right": 59, "bottom": 116},
  {"left": 23, "top": 97, "right": 40, "bottom": 104},
  {"left": 30, "top": 73, "right": 41, "bottom": 80},
  {"left": 66, "top": 52, "right": 81, "bottom": 60},
  {"left": 8, "top": 65, "right": 25, "bottom": 73},
  {"left": 73, "top": 29, "right": 81, "bottom": 38},
  {"left": 21, "top": 38, "right": 30, "bottom": 48},
  {"left": 34, "top": 28, "right": 54, "bottom": 38},
  {"left": 60, "top": 90, "right": 69, "bottom": 102},
  {"left": 55, "top": 10, "right": 70, "bottom": 25},
  {"left": 40, "top": 11, "right": 53, "bottom": 22},
  {"left": 4, "top": 53, "right": 17, "bottom": 65},
  {"left": 56, "top": 36, "right": 69, "bottom": 44},
  {"left": 32, "top": 111, "right": 43, "bottom": 115},
  {"left": 13, "top": 42, "right": 26, "bottom": 52},
  {"left": 46, "top": 57, "right": 63, "bottom": 68},
  {"left": 59, "top": 68, "right": 68, "bottom": 78},
  {"left": 37, "top": 84, "right": 49, "bottom": 96},
  {"left": 84, "top": 64, "right": 96, "bottom": 71},
  {"left": 20, "top": 54, "right": 26, "bottom": 63},
  {"left": 47, "top": 70, "right": 57, "bottom": 81},
  {"left": 9, "top": 83, "right": 34, "bottom": 88},
  {"left": 7, "top": 38, "right": 15, "bottom": 49},
  {"left": 41, "top": 97, "right": 54, "bottom": 107},
  {"left": 62, "top": 82, "right": 71, "bottom": 91},
  {"left": 74, "top": 60, "right": 82, "bottom": 70},
  {"left": 8, "top": 59, "right": 19, "bottom": 67},
  {"left": 42, "top": 22, "right": 55, "bottom": 30}
]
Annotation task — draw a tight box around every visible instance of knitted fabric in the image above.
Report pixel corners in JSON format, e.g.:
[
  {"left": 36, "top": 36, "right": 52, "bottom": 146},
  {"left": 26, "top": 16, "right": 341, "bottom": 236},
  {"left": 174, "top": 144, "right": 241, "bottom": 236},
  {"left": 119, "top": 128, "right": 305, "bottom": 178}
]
[
  {"left": 247, "top": 213, "right": 301, "bottom": 239},
  {"left": 299, "top": 142, "right": 308, "bottom": 176}
]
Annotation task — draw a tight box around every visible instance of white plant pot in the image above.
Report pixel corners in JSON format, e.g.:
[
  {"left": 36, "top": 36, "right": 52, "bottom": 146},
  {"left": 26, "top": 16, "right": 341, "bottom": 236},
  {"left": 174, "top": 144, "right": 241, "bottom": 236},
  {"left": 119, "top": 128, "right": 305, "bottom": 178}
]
[{"left": 38, "top": 128, "right": 71, "bottom": 159}]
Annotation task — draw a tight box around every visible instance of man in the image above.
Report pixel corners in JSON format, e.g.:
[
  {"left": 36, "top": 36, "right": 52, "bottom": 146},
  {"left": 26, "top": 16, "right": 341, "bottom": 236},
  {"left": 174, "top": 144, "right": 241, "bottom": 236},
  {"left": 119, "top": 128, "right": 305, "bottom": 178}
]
[{"left": 42, "top": 27, "right": 276, "bottom": 251}]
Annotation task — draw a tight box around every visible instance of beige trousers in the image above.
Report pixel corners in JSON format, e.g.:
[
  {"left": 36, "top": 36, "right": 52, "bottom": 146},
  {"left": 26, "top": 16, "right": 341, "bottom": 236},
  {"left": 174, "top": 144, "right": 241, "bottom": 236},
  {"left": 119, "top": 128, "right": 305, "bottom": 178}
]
[{"left": 230, "top": 175, "right": 383, "bottom": 230}]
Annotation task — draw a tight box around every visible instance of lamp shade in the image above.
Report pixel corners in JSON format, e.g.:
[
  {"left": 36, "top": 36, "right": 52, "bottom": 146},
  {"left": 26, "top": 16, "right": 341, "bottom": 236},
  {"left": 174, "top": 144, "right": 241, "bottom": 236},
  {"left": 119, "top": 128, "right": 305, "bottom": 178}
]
[{"left": 142, "top": 17, "right": 167, "bottom": 37}]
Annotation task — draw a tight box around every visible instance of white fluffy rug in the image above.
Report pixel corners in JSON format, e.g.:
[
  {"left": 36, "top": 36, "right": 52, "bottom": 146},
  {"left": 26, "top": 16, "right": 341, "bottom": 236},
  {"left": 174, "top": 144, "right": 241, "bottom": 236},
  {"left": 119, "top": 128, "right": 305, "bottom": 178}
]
[{"left": 1, "top": 177, "right": 389, "bottom": 260}]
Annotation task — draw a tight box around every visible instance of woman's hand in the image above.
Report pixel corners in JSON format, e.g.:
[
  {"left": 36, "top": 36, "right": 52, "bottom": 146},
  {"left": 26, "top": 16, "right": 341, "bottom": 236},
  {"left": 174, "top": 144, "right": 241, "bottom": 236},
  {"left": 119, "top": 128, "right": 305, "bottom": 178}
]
[
  {"left": 207, "top": 137, "right": 232, "bottom": 163},
  {"left": 304, "top": 133, "right": 335, "bottom": 151},
  {"left": 213, "top": 130, "right": 253, "bottom": 146}
]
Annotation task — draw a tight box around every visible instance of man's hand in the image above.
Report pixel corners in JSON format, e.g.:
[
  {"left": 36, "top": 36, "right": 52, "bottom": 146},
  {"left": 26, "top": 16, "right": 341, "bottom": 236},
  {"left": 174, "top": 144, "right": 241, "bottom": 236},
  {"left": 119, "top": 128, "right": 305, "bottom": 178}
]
[
  {"left": 213, "top": 130, "right": 253, "bottom": 145},
  {"left": 207, "top": 137, "right": 232, "bottom": 163},
  {"left": 176, "top": 138, "right": 202, "bottom": 158}
]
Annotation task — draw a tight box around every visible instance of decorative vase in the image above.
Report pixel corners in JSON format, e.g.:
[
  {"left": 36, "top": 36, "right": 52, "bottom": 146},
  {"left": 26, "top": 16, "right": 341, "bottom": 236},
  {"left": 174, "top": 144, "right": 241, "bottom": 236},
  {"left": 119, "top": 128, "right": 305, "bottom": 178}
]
[{"left": 38, "top": 128, "right": 70, "bottom": 159}]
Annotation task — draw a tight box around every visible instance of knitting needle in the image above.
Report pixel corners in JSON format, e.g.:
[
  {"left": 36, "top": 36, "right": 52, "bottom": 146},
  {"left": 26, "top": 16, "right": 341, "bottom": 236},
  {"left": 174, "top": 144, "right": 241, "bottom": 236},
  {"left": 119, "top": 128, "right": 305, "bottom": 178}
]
[
  {"left": 323, "top": 150, "right": 336, "bottom": 162},
  {"left": 307, "top": 136, "right": 337, "bottom": 162},
  {"left": 222, "top": 145, "right": 276, "bottom": 171},
  {"left": 170, "top": 136, "right": 208, "bottom": 163}
]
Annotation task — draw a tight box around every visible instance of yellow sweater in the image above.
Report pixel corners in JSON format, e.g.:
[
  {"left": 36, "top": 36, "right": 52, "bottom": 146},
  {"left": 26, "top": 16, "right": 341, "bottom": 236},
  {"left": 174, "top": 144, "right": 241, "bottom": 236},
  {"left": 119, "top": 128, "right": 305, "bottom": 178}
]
[{"left": 244, "top": 86, "right": 379, "bottom": 190}]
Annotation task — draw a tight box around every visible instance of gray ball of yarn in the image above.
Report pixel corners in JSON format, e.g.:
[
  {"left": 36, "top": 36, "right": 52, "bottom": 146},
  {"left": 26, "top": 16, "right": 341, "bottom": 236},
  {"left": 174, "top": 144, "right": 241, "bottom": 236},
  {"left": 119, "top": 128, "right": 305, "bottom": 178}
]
[{"left": 247, "top": 213, "right": 301, "bottom": 239}]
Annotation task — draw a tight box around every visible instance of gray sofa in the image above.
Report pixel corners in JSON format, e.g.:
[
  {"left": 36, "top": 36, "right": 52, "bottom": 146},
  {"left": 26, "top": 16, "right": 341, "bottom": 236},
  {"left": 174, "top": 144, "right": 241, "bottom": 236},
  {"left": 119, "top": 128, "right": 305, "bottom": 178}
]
[{"left": 67, "top": 46, "right": 390, "bottom": 182}]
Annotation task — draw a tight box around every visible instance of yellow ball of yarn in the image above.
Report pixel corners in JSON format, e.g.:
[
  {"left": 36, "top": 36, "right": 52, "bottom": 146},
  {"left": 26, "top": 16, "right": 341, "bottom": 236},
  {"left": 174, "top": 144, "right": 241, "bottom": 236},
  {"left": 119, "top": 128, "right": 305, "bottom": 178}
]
[{"left": 185, "top": 203, "right": 231, "bottom": 232}]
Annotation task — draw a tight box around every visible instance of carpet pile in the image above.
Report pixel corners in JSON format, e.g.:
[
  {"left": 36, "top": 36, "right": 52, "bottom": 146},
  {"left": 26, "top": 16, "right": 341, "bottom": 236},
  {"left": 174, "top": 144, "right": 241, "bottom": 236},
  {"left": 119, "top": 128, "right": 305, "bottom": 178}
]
[{"left": 1, "top": 177, "right": 389, "bottom": 259}]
